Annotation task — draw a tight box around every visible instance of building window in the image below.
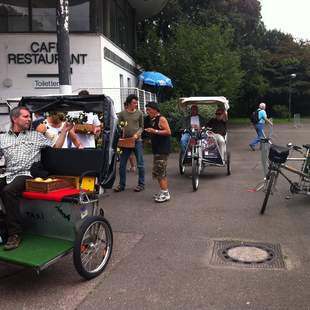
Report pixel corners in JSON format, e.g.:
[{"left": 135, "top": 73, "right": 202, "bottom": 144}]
[
  {"left": 70, "top": 0, "right": 90, "bottom": 31},
  {"left": 32, "top": 0, "right": 56, "bottom": 31},
  {"left": 110, "top": 0, "right": 135, "bottom": 54},
  {"left": 0, "top": 0, "right": 135, "bottom": 54},
  {"left": 0, "top": 0, "right": 29, "bottom": 32}
]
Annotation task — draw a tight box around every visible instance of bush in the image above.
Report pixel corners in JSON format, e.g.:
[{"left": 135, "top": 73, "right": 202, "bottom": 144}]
[
  {"left": 272, "top": 105, "right": 289, "bottom": 118},
  {"left": 159, "top": 99, "right": 183, "bottom": 137}
]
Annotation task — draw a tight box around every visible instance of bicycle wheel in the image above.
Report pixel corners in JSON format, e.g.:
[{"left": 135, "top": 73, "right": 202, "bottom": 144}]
[
  {"left": 179, "top": 151, "right": 185, "bottom": 175},
  {"left": 192, "top": 156, "right": 199, "bottom": 191},
  {"left": 260, "top": 171, "right": 276, "bottom": 215},
  {"left": 226, "top": 151, "right": 231, "bottom": 176},
  {"left": 73, "top": 216, "right": 113, "bottom": 280}
]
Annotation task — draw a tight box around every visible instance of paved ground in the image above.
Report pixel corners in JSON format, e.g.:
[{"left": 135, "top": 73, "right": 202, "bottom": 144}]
[{"left": 1, "top": 123, "right": 310, "bottom": 310}]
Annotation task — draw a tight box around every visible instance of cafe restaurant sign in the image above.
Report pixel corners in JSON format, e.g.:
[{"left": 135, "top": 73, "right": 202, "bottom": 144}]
[{"left": 8, "top": 41, "right": 88, "bottom": 65}]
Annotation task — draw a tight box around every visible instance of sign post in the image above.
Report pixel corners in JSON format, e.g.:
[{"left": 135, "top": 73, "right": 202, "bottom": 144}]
[{"left": 56, "top": 0, "right": 72, "bottom": 94}]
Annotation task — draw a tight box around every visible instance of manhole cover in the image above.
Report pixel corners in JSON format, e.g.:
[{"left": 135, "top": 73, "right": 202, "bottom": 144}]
[{"left": 210, "top": 240, "right": 286, "bottom": 269}]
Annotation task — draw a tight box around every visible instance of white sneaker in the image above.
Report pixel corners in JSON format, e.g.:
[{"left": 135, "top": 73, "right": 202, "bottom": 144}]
[
  {"left": 153, "top": 192, "right": 161, "bottom": 199},
  {"left": 155, "top": 192, "right": 171, "bottom": 203}
]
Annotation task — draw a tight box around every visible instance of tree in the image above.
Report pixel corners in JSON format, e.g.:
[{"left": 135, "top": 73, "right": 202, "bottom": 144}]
[{"left": 164, "top": 23, "right": 242, "bottom": 101}]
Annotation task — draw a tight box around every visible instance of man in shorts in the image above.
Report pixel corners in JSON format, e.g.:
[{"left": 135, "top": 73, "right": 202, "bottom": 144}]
[{"left": 144, "top": 102, "right": 171, "bottom": 203}]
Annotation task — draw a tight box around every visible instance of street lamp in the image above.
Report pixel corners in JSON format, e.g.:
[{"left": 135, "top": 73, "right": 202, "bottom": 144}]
[{"left": 288, "top": 73, "right": 296, "bottom": 120}]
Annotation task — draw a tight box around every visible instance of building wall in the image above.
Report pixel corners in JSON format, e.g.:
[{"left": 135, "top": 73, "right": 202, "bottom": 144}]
[{"left": 0, "top": 33, "right": 137, "bottom": 111}]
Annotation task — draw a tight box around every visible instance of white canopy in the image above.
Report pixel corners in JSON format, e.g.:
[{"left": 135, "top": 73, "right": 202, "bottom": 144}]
[{"left": 178, "top": 96, "right": 230, "bottom": 110}]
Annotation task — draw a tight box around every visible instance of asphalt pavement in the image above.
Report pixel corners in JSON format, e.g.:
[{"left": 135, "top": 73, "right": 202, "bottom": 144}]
[{"left": 1, "top": 123, "right": 310, "bottom": 310}]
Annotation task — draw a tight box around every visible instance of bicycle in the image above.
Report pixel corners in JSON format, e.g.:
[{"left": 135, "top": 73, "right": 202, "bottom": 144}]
[{"left": 260, "top": 142, "right": 310, "bottom": 215}]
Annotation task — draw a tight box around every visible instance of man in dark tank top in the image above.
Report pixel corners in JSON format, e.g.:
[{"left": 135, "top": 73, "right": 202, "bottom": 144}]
[{"left": 144, "top": 102, "right": 172, "bottom": 203}]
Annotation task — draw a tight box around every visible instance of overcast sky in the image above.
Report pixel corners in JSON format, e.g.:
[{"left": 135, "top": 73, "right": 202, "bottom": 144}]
[{"left": 259, "top": 0, "right": 310, "bottom": 41}]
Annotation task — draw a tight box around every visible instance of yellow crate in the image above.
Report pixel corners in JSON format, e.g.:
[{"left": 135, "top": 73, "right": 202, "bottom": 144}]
[
  {"left": 81, "top": 176, "right": 95, "bottom": 191},
  {"left": 51, "top": 175, "right": 95, "bottom": 191}
]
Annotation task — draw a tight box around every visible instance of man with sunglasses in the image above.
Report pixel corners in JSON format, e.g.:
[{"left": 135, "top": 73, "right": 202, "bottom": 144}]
[{"left": 206, "top": 108, "right": 228, "bottom": 160}]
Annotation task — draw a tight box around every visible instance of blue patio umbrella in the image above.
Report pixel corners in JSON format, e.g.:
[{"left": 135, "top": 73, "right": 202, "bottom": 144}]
[{"left": 139, "top": 71, "right": 173, "bottom": 88}]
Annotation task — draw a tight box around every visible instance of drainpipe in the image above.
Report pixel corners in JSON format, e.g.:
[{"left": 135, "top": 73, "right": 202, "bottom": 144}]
[{"left": 56, "top": 0, "right": 72, "bottom": 94}]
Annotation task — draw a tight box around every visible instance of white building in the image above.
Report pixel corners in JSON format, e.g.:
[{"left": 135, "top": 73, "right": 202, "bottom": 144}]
[{"left": 0, "top": 0, "right": 167, "bottom": 112}]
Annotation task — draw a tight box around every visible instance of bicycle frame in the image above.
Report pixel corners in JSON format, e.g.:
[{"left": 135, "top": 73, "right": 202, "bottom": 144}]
[{"left": 267, "top": 150, "right": 310, "bottom": 196}]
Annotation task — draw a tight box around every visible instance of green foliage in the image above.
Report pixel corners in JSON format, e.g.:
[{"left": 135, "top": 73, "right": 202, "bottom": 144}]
[
  {"left": 272, "top": 105, "right": 289, "bottom": 118},
  {"left": 159, "top": 99, "right": 183, "bottom": 136},
  {"left": 164, "top": 23, "right": 243, "bottom": 100},
  {"left": 136, "top": 0, "right": 310, "bottom": 116}
]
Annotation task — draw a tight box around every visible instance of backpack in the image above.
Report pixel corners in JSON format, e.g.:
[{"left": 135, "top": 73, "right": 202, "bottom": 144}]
[{"left": 250, "top": 109, "right": 260, "bottom": 124}]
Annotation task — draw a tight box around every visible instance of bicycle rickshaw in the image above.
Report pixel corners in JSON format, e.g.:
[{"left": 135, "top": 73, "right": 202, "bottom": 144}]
[
  {"left": 0, "top": 94, "right": 118, "bottom": 279},
  {"left": 178, "top": 97, "right": 231, "bottom": 191}
]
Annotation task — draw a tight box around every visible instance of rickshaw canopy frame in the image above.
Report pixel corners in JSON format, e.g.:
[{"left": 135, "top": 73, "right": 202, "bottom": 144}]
[{"left": 178, "top": 96, "right": 229, "bottom": 111}]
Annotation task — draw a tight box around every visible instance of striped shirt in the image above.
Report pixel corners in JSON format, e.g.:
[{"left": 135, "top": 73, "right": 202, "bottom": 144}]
[{"left": 0, "top": 130, "right": 52, "bottom": 183}]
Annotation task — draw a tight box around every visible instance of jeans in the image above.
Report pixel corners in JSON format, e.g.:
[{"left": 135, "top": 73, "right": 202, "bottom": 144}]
[
  {"left": 0, "top": 176, "right": 29, "bottom": 236},
  {"left": 250, "top": 123, "right": 265, "bottom": 147},
  {"left": 119, "top": 140, "right": 145, "bottom": 189},
  {"left": 180, "top": 133, "right": 190, "bottom": 153}
]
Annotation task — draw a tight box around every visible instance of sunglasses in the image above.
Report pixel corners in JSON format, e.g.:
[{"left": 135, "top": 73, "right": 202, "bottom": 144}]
[{"left": 215, "top": 113, "right": 223, "bottom": 115}]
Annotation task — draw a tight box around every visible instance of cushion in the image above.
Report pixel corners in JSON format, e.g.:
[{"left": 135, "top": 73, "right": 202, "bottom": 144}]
[{"left": 22, "top": 188, "right": 80, "bottom": 202}]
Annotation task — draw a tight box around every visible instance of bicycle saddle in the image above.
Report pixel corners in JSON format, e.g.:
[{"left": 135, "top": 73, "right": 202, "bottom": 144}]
[{"left": 303, "top": 144, "right": 310, "bottom": 149}]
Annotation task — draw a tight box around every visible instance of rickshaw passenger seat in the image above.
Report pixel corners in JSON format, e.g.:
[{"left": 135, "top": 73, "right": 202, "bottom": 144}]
[
  {"left": 22, "top": 188, "right": 81, "bottom": 202},
  {"left": 22, "top": 148, "right": 104, "bottom": 202},
  {"left": 41, "top": 147, "right": 103, "bottom": 177}
]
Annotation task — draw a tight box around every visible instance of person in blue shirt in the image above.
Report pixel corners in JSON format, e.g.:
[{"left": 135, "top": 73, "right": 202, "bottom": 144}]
[{"left": 249, "top": 103, "right": 273, "bottom": 151}]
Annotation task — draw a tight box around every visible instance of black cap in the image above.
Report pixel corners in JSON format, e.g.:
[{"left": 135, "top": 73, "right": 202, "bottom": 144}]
[{"left": 146, "top": 101, "right": 160, "bottom": 112}]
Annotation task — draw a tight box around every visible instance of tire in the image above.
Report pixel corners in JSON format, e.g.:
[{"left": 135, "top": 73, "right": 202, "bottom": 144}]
[
  {"left": 192, "top": 155, "right": 199, "bottom": 191},
  {"left": 179, "top": 152, "right": 185, "bottom": 175},
  {"left": 290, "top": 182, "right": 299, "bottom": 194},
  {"left": 73, "top": 216, "right": 113, "bottom": 280},
  {"left": 260, "top": 171, "right": 276, "bottom": 215},
  {"left": 226, "top": 151, "right": 231, "bottom": 176}
]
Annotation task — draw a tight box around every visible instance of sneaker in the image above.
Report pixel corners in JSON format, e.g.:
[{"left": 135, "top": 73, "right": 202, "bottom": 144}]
[
  {"left": 153, "top": 192, "right": 161, "bottom": 199},
  {"left": 4, "top": 234, "right": 21, "bottom": 251},
  {"left": 249, "top": 144, "right": 255, "bottom": 151},
  {"left": 155, "top": 192, "right": 171, "bottom": 203}
]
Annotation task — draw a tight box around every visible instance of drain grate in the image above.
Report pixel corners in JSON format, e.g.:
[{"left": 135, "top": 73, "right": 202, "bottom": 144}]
[{"left": 210, "top": 240, "right": 286, "bottom": 269}]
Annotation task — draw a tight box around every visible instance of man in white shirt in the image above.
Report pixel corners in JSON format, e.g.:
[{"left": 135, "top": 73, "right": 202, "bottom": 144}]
[
  {"left": 68, "top": 111, "right": 101, "bottom": 148},
  {"left": 180, "top": 105, "right": 206, "bottom": 153},
  {"left": 68, "top": 90, "right": 101, "bottom": 148}
]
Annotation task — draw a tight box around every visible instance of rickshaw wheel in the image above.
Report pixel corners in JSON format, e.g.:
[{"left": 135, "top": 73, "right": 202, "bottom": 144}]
[
  {"left": 192, "top": 157, "right": 199, "bottom": 191},
  {"left": 73, "top": 216, "right": 113, "bottom": 280},
  {"left": 226, "top": 152, "right": 231, "bottom": 176},
  {"left": 179, "top": 152, "right": 185, "bottom": 175}
]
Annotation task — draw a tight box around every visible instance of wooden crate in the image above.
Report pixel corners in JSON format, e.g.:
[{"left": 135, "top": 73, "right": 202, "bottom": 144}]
[
  {"left": 51, "top": 175, "right": 95, "bottom": 191},
  {"left": 117, "top": 137, "right": 135, "bottom": 148},
  {"left": 25, "top": 178, "right": 75, "bottom": 193},
  {"left": 74, "top": 124, "right": 94, "bottom": 135}
]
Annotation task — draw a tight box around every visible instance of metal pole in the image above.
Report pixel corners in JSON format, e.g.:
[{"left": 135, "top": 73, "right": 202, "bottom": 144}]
[
  {"left": 288, "top": 78, "right": 292, "bottom": 120},
  {"left": 56, "top": 0, "right": 72, "bottom": 94}
]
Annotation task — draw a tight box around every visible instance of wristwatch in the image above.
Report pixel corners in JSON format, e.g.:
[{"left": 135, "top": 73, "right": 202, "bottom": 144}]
[{"left": 155, "top": 130, "right": 159, "bottom": 134}]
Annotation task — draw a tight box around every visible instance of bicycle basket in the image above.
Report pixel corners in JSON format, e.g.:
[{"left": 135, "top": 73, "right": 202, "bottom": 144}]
[{"left": 268, "top": 145, "right": 289, "bottom": 163}]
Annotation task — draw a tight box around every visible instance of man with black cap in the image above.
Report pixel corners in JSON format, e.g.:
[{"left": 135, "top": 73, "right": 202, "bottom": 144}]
[{"left": 144, "top": 101, "right": 171, "bottom": 203}]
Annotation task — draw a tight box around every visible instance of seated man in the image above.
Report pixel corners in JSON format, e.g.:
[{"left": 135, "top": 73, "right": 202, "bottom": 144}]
[
  {"left": 0, "top": 106, "right": 73, "bottom": 250},
  {"left": 180, "top": 105, "right": 206, "bottom": 153},
  {"left": 206, "top": 108, "right": 228, "bottom": 160}
]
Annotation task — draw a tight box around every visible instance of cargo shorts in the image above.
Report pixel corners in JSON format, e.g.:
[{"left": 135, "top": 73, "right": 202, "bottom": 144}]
[{"left": 152, "top": 154, "right": 169, "bottom": 180}]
